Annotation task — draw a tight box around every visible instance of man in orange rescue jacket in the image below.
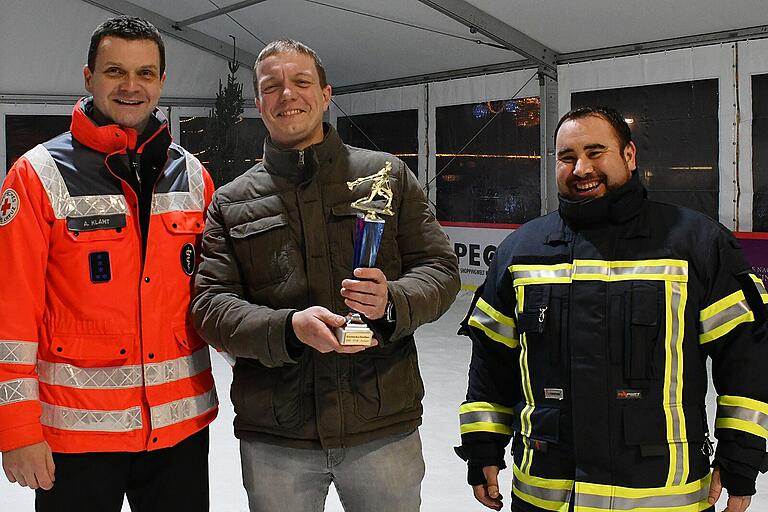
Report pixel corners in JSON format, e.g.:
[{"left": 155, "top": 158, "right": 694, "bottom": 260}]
[{"left": 0, "top": 16, "right": 217, "bottom": 512}]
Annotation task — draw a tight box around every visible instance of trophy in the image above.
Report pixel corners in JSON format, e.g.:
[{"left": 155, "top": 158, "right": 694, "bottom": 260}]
[{"left": 335, "top": 162, "right": 395, "bottom": 346}]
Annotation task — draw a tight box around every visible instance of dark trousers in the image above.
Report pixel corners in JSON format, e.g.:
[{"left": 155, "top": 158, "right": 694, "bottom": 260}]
[{"left": 35, "top": 427, "right": 209, "bottom": 512}]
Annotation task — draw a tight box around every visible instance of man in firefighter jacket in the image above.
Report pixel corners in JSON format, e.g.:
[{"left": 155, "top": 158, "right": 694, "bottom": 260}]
[
  {"left": 457, "top": 107, "right": 768, "bottom": 512},
  {"left": 0, "top": 17, "right": 217, "bottom": 511}
]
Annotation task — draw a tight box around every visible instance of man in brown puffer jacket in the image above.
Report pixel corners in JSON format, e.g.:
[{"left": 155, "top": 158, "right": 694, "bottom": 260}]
[{"left": 191, "top": 39, "right": 460, "bottom": 512}]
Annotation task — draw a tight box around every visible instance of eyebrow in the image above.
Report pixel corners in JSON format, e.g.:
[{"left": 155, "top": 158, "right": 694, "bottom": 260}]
[
  {"left": 557, "top": 143, "right": 608, "bottom": 158},
  {"left": 101, "top": 61, "right": 158, "bottom": 71}
]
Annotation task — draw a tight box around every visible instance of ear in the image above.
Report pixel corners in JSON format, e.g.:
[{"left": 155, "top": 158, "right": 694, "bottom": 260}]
[
  {"left": 624, "top": 141, "right": 637, "bottom": 172},
  {"left": 321, "top": 84, "right": 332, "bottom": 112},
  {"left": 255, "top": 96, "right": 262, "bottom": 114},
  {"left": 83, "top": 65, "right": 93, "bottom": 93},
  {"left": 159, "top": 72, "right": 166, "bottom": 89}
]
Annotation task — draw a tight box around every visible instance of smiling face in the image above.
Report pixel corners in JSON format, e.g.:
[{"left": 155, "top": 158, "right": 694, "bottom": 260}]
[
  {"left": 84, "top": 36, "right": 165, "bottom": 133},
  {"left": 255, "top": 51, "right": 331, "bottom": 150},
  {"left": 556, "top": 114, "right": 636, "bottom": 201}
]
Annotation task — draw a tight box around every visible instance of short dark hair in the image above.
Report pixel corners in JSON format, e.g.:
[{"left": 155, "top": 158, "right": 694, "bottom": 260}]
[
  {"left": 555, "top": 106, "right": 632, "bottom": 149},
  {"left": 253, "top": 39, "right": 328, "bottom": 97},
  {"left": 88, "top": 16, "right": 165, "bottom": 75}
]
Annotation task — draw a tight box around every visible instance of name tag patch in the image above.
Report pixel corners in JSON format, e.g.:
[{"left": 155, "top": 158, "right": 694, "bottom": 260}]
[
  {"left": 89, "top": 251, "right": 112, "bottom": 283},
  {"left": 67, "top": 214, "right": 127, "bottom": 232},
  {"left": 180, "top": 243, "right": 195, "bottom": 276}
]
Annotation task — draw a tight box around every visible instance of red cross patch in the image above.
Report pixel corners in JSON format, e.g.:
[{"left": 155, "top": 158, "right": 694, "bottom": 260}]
[{"left": 0, "top": 189, "right": 20, "bottom": 226}]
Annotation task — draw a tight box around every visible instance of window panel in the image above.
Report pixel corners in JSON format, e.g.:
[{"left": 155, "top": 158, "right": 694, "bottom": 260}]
[
  {"left": 435, "top": 97, "right": 541, "bottom": 224},
  {"left": 6, "top": 114, "right": 71, "bottom": 170},
  {"left": 572, "top": 80, "right": 719, "bottom": 219},
  {"left": 336, "top": 110, "right": 419, "bottom": 177},
  {"left": 179, "top": 115, "right": 268, "bottom": 186},
  {"left": 753, "top": 74, "right": 768, "bottom": 231}
]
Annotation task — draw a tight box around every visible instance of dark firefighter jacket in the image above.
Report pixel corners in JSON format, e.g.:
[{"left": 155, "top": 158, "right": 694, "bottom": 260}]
[{"left": 457, "top": 174, "right": 768, "bottom": 512}]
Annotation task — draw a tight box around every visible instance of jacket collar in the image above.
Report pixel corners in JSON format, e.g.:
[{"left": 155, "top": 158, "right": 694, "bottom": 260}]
[
  {"left": 70, "top": 97, "right": 170, "bottom": 155},
  {"left": 262, "top": 123, "right": 343, "bottom": 182},
  {"left": 558, "top": 171, "right": 647, "bottom": 233}
]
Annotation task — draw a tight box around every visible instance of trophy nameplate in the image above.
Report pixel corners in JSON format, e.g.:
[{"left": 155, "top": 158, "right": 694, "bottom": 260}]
[{"left": 336, "top": 162, "right": 395, "bottom": 346}]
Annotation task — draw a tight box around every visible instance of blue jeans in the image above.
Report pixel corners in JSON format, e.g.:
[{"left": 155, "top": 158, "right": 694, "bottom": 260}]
[{"left": 240, "top": 429, "right": 425, "bottom": 512}]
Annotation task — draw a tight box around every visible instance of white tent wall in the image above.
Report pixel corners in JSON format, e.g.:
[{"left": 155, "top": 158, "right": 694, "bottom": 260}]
[
  {"left": 736, "top": 38, "right": 768, "bottom": 232},
  {"left": 557, "top": 44, "right": 738, "bottom": 229}
]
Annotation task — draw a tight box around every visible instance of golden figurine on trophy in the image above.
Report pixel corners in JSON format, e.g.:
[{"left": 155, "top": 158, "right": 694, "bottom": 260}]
[{"left": 335, "top": 162, "right": 395, "bottom": 346}]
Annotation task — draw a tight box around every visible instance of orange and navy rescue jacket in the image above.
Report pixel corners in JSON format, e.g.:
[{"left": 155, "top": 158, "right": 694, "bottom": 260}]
[{"left": 0, "top": 99, "right": 217, "bottom": 453}]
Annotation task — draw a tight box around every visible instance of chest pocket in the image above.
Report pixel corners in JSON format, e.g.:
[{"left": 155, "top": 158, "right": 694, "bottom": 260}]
[
  {"left": 517, "top": 285, "right": 564, "bottom": 366},
  {"left": 610, "top": 281, "right": 662, "bottom": 381},
  {"left": 229, "top": 214, "right": 297, "bottom": 290}
]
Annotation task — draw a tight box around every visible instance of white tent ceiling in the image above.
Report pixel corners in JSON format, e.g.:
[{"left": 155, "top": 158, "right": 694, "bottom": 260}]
[{"left": 80, "top": 0, "right": 768, "bottom": 92}]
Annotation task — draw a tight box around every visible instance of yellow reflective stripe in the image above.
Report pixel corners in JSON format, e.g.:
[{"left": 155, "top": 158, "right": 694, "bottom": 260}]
[
  {"left": 750, "top": 274, "right": 768, "bottom": 303},
  {"left": 459, "top": 401, "right": 515, "bottom": 415},
  {"left": 662, "top": 281, "right": 689, "bottom": 486},
  {"left": 716, "top": 395, "right": 768, "bottom": 439},
  {"left": 700, "top": 290, "right": 746, "bottom": 320},
  {"left": 513, "top": 465, "right": 573, "bottom": 512},
  {"left": 574, "top": 473, "right": 711, "bottom": 512},
  {"left": 459, "top": 402, "right": 514, "bottom": 435},
  {"left": 468, "top": 298, "right": 519, "bottom": 348},
  {"left": 460, "top": 421, "right": 513, "bottom": 435},
  {"left": 511, "top": 259, "right": 688, "bottom": 286},
  {"left": 518, "top": 285, "right": 535, "bottom": 473}
]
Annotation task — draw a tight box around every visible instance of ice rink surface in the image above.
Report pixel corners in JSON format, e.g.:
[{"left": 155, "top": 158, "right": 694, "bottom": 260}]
[{"left": 5, "top": 291, "right": 767, "bottom": 511}]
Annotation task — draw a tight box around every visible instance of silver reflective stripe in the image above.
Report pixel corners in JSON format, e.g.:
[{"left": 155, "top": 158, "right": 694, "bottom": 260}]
[
  {"left": 37, "top": 360, "right": 143, "bottom": 389},
  {"left": 470, "top": 308, "right": 518, "bottom": 341},
  {"left": 144, "top": 348, "right": 211, "bottom": 386},
  {"left": 40, "top": 402, "right": 143, "bottom": 432},
  {"left": 24, "top": 144, "right": 127, "bottom": 219},
  {"left": 513, "top": 267, "right": 571, "bottom": 281},
  {"left": 151, "top": 151, "right": 205, "bottom": 214},
  {"left": 37, "top": 349, "right": 212, "bottom": 389},
  {"left": 718, "top": 404, "right": 768, "bottom": 430},
  {"left": 701, "top": 299, "right": 751, "bottom": 334},
  {"left": 581, "top": 263, "right": 687, "bottom": 277},
  {"left": 0, "top": 378, "right": 38, "bottom": 405},
  {"left": 0, "top": 340, "right": 37, "bottom": 365},
  {"left": 459, "top": 410, "right": 513, "bottom": 426},
  {"left": 151, "top": 388, "right": 217, "bottom": 429},
  {"left": 512, "top": 261, "right": 688, "bottom": 283},
  {"left": 514, "top": 477, "right": 572, "bottom": 505},
  {"left": 575, "top": 485, "right": 708, "bottom": 510}
]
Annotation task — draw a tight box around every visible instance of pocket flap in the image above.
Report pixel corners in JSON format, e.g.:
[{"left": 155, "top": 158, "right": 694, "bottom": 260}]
[
  {"left": 161, "top": 211, "right": 205, "bottom": 234},
  {"left": 631, "top": 283, "right": 659, "bottom": 326},
  {"left": 173, "top": 322, "right": 205, "bottom": 351},
  {"left": 623, "top": 405, "right": 706, "bottom": 445},
  {"left": 229, "top": 214, "right": 287, "bottom": 239},
  {"left": 512, "top": 404, "right": 560, "bottom": 444},
  {"left": 50, "top": 334, "right": 132, "bottom": 362}
]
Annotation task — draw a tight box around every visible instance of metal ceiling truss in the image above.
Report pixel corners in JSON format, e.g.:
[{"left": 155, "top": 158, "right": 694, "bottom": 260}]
[
  {"left": 80, "top": 0, "right": 257, "bottom": 69},
  {"left": 416, "top": 0, "right": 559, "bottom": 78},
  {"left": 174, "top": 0, "right": 269, "bottom": 29}
]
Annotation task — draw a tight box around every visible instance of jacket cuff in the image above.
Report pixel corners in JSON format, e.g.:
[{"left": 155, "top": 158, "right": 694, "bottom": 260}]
[
  {"left": 0, "top": 422, "right": 45, "bottom": 452},
  {"left": 454, "top": 442, "right": 507, "bottom": 485},
  {"left": 715, "top": 460, "right": 758, "bottom": 496},
  {"left": 284, "top": 311, "right": 305, "bottom": 360}
]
